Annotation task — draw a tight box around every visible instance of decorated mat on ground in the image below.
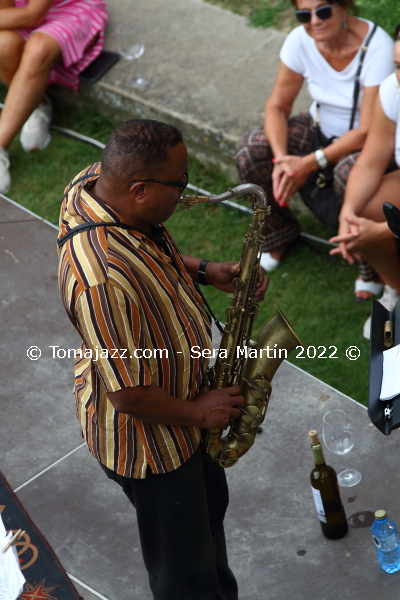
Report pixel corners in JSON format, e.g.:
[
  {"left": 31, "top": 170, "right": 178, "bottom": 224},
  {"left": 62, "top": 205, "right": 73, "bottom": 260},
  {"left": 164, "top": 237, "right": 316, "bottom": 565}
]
[{"left": 0, "top": 472, "right": 82, "bottom": 600}]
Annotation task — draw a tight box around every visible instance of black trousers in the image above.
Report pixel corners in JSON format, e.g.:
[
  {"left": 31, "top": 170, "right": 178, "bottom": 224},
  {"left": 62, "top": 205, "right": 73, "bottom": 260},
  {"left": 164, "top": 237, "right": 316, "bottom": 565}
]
[{"left": 101, "top": 447, "right": 238, "bottom": 600}]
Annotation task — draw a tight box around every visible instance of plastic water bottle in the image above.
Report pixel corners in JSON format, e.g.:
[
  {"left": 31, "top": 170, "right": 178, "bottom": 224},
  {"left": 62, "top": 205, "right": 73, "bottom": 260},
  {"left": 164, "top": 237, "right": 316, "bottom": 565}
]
[{"left": 371, "top": 510, "right": 400, "bottom": 573}]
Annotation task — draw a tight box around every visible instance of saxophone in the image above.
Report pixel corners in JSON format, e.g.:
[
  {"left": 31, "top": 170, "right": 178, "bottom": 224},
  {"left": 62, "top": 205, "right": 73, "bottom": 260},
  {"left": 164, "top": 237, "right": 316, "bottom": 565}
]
[{"left": 179, "top": 184, "right": 304, "bottom": 467}]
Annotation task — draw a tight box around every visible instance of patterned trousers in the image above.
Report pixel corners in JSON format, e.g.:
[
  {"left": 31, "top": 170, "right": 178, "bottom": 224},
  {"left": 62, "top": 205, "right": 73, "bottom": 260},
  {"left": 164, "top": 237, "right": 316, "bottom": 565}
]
[{"left": 235, "top": 112, "right": 375, "bottom": 281}]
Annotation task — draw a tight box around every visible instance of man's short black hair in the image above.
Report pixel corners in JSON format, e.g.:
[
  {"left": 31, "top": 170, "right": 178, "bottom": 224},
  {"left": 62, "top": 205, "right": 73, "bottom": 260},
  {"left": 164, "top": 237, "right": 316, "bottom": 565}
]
[{"left": 101, "top": 119, "right": 183, "bottom": 191}]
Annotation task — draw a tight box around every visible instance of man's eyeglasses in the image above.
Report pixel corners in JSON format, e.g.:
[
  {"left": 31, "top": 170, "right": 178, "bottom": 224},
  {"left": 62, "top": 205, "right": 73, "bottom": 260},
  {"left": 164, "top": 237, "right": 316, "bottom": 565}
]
[
  {"left": 295, "top": 3, "right": 337, "bottom": 24},
  {"left": 129, "top": 171, "right": 189, "bottom": 194}
]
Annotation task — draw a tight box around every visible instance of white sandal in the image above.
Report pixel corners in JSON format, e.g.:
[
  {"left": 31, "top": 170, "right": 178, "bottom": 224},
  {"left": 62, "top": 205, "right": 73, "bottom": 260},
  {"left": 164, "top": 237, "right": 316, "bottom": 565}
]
[
  {"left": 259, "top": 252, "right": 280, "bottom": 272},
  {"left": 354, "top": 279, "right": 383, "bottom": 303},
  {"left": 363, "top": 285, "right": 400, "bottom": 340},
  {"left": 363, "top": 316, "right": 371, "bottom": 340}
]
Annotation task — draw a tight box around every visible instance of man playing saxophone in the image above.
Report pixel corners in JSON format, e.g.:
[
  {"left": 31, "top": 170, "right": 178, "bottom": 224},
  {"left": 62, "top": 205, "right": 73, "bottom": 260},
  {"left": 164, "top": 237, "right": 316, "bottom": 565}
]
[{"left": 57, "top": 119, "right": 269, "bottom": 600}]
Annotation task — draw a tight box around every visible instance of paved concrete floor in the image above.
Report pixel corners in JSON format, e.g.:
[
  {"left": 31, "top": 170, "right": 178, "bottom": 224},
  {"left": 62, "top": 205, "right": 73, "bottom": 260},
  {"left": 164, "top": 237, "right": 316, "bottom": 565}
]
[
  {"left": 51, "top": 0, "right": 311, "bottom": 178},
  {"left": 2, "top": 195, "right": 400, "bottom": 600}
]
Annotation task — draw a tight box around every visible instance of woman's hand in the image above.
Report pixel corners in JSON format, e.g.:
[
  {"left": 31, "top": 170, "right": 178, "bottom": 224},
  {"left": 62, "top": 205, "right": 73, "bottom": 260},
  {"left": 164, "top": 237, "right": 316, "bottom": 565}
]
[
  {"left": 330, "top": 211, "right": 357, "bottom": 263},
  {"left": 0, "top": 0, "right": 53, "bottom": 30},
  {"left": 329, "top": 215, "right": 388, "bottom": 263},
  {"left": 272, "top": 154, "right": 316, "bottom": 206}
]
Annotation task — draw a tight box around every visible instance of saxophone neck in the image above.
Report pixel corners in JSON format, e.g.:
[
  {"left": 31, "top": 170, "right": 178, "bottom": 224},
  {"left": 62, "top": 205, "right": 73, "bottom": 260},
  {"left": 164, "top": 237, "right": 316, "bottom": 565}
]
[{"left": 178, "top": 184, "right": 268, "bottom": 210}]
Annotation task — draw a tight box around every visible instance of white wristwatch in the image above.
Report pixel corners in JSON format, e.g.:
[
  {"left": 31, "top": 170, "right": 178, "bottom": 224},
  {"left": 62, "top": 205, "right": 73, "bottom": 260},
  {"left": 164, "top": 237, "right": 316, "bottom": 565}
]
[{"left": 314, "top": 149, "right": 328, "bottom": 169}]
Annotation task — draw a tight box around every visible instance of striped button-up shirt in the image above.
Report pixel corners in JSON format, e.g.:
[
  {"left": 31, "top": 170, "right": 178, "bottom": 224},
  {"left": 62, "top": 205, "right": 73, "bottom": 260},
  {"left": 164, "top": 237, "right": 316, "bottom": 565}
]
[{"left": 57, "top": 164, "right": 212, "bottom": 478}]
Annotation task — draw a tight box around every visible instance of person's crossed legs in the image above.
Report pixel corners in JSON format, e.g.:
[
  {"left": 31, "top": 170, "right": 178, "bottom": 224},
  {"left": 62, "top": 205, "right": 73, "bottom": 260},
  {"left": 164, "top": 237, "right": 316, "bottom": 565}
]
[
  {"left": 355, "top": 169, "right": 400, "bottom": 293},
  {"left": 0, "top": 30, "right": 61, "bottom": 190}
]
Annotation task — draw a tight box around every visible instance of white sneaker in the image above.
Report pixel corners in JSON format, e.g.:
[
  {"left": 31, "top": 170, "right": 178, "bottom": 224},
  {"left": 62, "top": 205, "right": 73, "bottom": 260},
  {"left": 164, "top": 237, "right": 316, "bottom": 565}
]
[
  {"left": 259, "top": 252, "right": 280, "bottom": 272},
  {"left": 363, "top": 285, "right": 400, "bottom": 340},
  {"left": 20, "top": 97, "right": 52, "bottom": 152},
  {"left": 0, "top": 147, "right": 11, "bottom": 194}
]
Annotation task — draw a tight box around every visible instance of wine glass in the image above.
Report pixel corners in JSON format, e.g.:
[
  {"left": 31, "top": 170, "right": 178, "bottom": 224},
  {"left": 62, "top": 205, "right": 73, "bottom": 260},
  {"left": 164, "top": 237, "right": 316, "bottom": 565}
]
[
  {"left": 322, "top": 409, "right": 362, "bottom": 487},
  {"left": 116, "top": 23, "right": 149, "bottom": 89}
]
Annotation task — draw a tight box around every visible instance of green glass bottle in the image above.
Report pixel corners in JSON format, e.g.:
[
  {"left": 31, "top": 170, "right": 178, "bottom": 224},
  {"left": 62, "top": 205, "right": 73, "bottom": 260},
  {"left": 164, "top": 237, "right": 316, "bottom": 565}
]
[{"left": 309, "top": 430, "right": 348, "bottom": 540}]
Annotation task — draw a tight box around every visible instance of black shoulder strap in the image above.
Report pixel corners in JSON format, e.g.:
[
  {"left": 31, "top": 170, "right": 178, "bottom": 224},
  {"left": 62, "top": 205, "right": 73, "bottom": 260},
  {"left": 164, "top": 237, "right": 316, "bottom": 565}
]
[
  {"left": 349, "top": 23, "right": 377, "bottom": 130},
  {"left": 57, "top": 221, "right": 141, "bottom": 248},
  {"left": 59, "top": 174, "right": 97, "bottom": 205}
]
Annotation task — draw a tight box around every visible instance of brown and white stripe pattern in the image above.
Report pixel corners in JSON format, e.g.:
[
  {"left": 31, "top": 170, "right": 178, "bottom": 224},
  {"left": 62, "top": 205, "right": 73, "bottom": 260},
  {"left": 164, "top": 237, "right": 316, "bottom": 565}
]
[{"left": 58, "top": 165, "right": 212, "bottom": 478}]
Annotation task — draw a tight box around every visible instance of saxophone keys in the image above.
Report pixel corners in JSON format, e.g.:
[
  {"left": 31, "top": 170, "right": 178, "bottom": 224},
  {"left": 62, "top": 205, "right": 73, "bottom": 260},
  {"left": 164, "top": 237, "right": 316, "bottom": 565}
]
[
  {"left": 240, "top": 405, "right": 264, "bottom": 427},
  {"left": 241, "top": 376, "right": 271, "bottom": 400},
  {"left": 237, "top": 432, "right": 255, "bottom": 448},
  {"left": 219, "top": 450, "right": 239, "bottom": 468},
  {"left": 233, "top": 277, "right": 244, "bottom": 291}
]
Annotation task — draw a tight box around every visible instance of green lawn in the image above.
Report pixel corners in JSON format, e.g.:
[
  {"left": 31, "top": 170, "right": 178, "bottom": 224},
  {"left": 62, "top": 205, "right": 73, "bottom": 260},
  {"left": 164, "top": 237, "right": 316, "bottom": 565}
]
[
  {"left": 2, "top": 85, "right": 371, "bottom": 406},
  {"left": 205, "top": 0, "right": 399, "bottom": 34}
]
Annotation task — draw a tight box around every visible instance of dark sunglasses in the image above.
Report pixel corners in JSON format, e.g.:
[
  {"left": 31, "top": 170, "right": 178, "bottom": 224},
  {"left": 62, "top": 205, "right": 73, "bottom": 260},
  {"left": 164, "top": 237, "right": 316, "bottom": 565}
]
[
  {"left": 295, "top": 3, "right": 337, "bottom": 24},
  {"left": 129, "top": 171, "right": 189, "bottom": 194}
]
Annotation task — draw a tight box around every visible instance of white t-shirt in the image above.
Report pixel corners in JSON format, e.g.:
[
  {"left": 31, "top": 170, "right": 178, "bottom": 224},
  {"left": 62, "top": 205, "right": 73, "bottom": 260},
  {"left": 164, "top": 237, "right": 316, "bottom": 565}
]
[
  {"left": 379, "top": 72, "right": 400, "bottom": 167},
  {"left": 280, "top": 20, "right": 394, "bottom": 139}
]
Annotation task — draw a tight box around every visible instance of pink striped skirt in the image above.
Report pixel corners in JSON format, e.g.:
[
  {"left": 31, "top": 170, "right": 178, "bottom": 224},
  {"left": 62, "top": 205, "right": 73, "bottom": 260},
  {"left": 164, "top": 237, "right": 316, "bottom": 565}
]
[{"left": 15, "top": 0, "right": 108, "bottom": 93}]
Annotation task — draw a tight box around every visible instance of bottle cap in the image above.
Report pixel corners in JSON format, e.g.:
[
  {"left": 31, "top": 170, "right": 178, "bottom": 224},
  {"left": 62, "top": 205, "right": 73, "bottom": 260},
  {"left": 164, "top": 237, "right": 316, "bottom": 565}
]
[{"left": 375, "top": 510, "right": 387, "bottom": 520}]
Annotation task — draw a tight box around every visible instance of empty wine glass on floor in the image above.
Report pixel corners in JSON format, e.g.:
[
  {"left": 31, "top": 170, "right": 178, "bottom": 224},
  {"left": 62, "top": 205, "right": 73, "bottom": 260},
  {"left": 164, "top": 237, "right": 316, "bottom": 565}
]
[
  {"left": 116, "top": 23, "right": 149, "bottom": 89},
  {"left": 322, "top": 409, "right": 362, "bottom": 487}
]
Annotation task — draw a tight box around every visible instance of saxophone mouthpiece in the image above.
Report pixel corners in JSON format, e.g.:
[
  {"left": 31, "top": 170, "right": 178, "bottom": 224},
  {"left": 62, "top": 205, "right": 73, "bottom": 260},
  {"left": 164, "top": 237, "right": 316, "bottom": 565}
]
[{"left": 178, "top": 195, "right": 210, "bottom": 210}]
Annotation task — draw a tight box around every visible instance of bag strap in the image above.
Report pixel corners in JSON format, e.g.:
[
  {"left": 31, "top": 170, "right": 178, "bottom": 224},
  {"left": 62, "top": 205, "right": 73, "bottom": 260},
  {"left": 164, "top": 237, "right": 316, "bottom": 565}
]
[{"left": 349, "top": 23, "right": 377, "bottom": 130}]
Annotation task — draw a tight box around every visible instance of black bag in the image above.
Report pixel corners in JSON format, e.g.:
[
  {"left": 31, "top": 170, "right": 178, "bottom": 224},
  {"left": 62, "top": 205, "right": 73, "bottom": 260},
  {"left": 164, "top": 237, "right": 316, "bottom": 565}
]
[
  {"left": 300, "top": 123, "right": 338, "bottom": 228},
  {"left": 298, "top": 23, "right": 377, "bottom": 229}
]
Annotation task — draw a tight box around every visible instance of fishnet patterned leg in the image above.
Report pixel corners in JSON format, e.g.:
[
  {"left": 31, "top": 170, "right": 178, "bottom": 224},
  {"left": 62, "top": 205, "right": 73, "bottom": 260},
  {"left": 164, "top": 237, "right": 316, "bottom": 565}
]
[
  {"left": 235, "top": 113, "right": 314, "bottom": 253},
  {"left": 334, "top": 152, "right": 377, "bottom": 282}
]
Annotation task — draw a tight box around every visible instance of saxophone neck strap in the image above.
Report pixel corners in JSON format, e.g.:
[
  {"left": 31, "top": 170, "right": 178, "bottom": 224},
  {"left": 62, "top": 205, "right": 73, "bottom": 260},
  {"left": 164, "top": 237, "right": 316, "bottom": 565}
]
[
  {"left": 59, "top": 173, "right": 98, "bottom": 205},
  {"left": 57, "top": 220, "right": 149, "bottom": 248},
  {"left": 194, "top": 283, "right": 224, "bottom": 334}
]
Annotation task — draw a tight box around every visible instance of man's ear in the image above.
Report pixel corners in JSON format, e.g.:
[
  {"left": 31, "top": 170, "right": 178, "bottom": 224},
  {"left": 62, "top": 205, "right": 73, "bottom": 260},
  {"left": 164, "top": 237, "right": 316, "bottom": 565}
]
[{"left": 129, "top": 182, "right": 147, "bottom": 202}]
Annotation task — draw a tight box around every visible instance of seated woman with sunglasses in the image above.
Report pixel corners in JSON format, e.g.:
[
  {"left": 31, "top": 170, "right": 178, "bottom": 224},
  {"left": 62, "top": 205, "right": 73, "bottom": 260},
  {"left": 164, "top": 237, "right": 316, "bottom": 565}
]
[
  {"left": 235, "top": 0, "right": 393, "bottom": 301},
  {"left": 329, "top": 27, "right": 400, "bottom": 337}
]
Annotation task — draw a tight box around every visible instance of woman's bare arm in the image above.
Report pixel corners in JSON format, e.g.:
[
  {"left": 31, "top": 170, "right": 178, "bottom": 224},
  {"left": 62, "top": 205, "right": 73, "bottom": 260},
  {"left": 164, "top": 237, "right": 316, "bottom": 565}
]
[
  {"left": 339, "top": 97, "right": 396, "bottom": 219},
  {"left": 264, "top": 61, "right": 304, "bottom": 158},
  {"left": 0, "top": 1, "right": 15, "bottom": 9},
  {"left": 329, "top": 97, "right": 396, "bottom": 263},
  {"left": 0, "top": 0, "right": 53, "bottom": 30},
  {"left": 267, "top": 68, "right": 379, "bottom": 165}
]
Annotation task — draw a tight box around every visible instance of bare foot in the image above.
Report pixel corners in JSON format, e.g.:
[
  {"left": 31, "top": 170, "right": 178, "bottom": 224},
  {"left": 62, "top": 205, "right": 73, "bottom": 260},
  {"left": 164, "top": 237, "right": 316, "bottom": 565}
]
[{"left": 270, "top": 245, "right": 286, "bottom": 261}]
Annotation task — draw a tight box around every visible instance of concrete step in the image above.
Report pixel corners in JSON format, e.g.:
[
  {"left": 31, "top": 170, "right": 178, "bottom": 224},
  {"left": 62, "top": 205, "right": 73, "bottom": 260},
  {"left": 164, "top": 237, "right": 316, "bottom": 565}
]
[{"left": 51, "top": 0, "right": 310, "bottom": 179}]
